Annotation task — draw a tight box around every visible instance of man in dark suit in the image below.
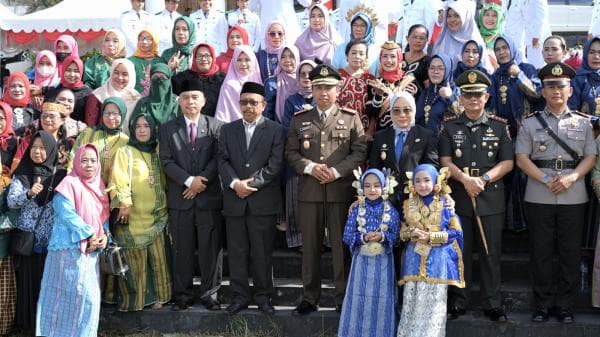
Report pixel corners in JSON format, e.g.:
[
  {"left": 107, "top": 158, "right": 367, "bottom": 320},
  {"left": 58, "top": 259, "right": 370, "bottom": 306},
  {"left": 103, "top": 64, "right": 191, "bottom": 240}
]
[
  {"left": 159, "top": 78, "right": 224, "bottom": 311},
  {"left": 217, "top": 82, "right": 286, "bottom": 315}
]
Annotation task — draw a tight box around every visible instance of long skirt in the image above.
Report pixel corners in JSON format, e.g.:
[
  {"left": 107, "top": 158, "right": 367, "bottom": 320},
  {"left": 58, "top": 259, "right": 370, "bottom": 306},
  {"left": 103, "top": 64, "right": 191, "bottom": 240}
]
[
  {"left": 14, "top": 252, "right": 45, "bottom": 333},
  {"left": 337, "top": 251, "right": 395, "bottom": 337},
  {"left": 103, "top": 233, "right": 171, "bottom": 311},
  {"left": 0, "top": 256, "right": 16, "bottom": 336},
  {"left": 397, "top": 281, "right": 448, "bottom": 337},
  {"left": 593, "top": 227, "right": 600, "bottom": 307},
  {"left": 36, "top": 249, "right": 100, "bottom": 337}
]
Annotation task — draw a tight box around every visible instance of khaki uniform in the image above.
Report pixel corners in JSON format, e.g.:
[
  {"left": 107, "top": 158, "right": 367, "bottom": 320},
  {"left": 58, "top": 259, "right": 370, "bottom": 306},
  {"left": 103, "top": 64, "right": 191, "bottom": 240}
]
[{"left": 285, "top": 105, "right": 367, "bottom": 305}]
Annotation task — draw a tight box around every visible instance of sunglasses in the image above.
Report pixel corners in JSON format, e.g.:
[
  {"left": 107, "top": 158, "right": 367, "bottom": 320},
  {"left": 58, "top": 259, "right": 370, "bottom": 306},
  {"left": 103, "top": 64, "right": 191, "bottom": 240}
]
[{"left": 268, "top": 32, "right": 284, "bottom": 38}]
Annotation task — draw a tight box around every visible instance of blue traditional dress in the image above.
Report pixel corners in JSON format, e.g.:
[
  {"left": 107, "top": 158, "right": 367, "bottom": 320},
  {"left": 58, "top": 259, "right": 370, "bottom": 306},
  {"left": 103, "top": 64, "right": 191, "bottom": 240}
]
[
  {"left": 570, "top": 37, "right": 600, "bottom": 115},
  {"left": 452, "top": 40, "right": 490, "bottom": 80},
  {"left": 338, "top": 169, "right": 400, "bottom": 337},
  {"left": 256, "top": 49, "right": 279, "bottom": 83}
]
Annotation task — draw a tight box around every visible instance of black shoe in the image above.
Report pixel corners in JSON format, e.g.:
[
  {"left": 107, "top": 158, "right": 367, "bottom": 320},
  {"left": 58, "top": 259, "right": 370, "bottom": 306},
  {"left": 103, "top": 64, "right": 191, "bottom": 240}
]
[
  {"left": 293, "top": 300, "right": 317, "bottom": 316},
  {"left": 556, "top": 307, "right": 574, "bottom": 324},
  {"left": 171, "top": 301, "right": 190, "bottom": 311},
  {"left": 531, "top": 307, "right": 549, "bottom": 322},
  {"left": 335, "top": 304, "right": 343, "bottom": 313},
  {"left": 447, "top": 305, "right": 466, "bottom": 320},
  {"left": 226, "top": 301, "right": 249, "bottom": 315},
  {"left": 258, "top": 301, "right": 275, "bottom": 315},
  {"left": 484, "top": 307, "right": 507, "bottom": 322},
  {"left": 200, "top": 298, "right": 221, "bottom": 311}
]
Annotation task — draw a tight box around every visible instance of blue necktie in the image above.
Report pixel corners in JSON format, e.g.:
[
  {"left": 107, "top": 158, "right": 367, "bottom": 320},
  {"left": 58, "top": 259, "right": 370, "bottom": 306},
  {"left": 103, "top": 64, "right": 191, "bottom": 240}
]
[{"left": 395, "top": 132, "right": 406, "bottom": 162}]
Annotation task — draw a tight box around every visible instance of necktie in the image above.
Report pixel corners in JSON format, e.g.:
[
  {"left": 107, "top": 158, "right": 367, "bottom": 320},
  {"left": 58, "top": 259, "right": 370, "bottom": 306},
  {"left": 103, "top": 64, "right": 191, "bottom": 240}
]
[
  {"left": 245, "top": 123, "right": 253, "bottom": 149},
  {"left": 395, "top": 132, "right": 406, "bottom": 162},
  {"left": 320, "top": 112, "right": 326, "bottom": 123},
  {"left": 189, "top": 122, "right": 196, "bottom": 147},
  {"left": 204, "top": 11, "right": 208, "bottom": 19}
]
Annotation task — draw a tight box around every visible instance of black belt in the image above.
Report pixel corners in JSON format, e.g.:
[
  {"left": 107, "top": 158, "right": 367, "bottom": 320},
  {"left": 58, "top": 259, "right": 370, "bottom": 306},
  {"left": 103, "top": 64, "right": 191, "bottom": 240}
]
[{"left": 533, "top": 159, "right": 578, "bottom": 171}]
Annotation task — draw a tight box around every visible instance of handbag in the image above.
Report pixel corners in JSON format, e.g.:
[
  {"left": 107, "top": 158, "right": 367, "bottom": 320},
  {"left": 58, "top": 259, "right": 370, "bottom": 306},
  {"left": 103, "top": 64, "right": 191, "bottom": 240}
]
[
  {"left": 99, "top": 233, "right": 129, "bottom": 277},
  {"left": 0, "top": 188, "right": 18, "bottom": 233}
]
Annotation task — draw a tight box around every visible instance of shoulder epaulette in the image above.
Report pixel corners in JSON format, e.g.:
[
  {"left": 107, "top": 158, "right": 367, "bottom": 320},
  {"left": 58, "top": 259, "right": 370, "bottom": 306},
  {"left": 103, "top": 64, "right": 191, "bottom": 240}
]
[
  {"left": 294, "top": 107, "right": 312, "bottom": 116},
  {"left": 443, "top": 114, "right": 459, "bottom": 122},
  {"left": 571, "top": 110, "right": 590, "bottom": 118},
  {"left": 524, "top": 110, "right": 541, "bottom": 119},
  {"left": 155, "top": 11, "right": 163, "bottom": 15},
  {"left": 340, "top": 107, "right": 357, "bottom": 115},
  {"left": 122, "top": 10, "right": 130, "bottom": 14},
  {"left": 488, "top": 114, "right": 508, "bottom": 124}
]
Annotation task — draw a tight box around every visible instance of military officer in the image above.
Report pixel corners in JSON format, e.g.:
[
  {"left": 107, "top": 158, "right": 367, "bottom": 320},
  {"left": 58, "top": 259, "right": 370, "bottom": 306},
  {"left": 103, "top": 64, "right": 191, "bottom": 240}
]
[
  {"left": 516, "top": 62, "right": 597, "bottom": 324},
  {"left": 121, "top": 0, "right": 154, "bottom": 56},
  {"left": 189, "top": 0, "right": 229, "bottom": 55},
  {"left": 285, "top": 64, "right": 368, "bottom": 315},
  {"left": 439, "top": 70, "right": 514, "bottom": 322}
]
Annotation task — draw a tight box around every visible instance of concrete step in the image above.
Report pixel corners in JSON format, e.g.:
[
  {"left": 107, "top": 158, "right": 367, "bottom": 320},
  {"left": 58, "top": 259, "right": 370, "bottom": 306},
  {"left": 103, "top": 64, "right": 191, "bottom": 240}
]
[{"left": 99, "top": 307, "right": 600, "bottom": 337}]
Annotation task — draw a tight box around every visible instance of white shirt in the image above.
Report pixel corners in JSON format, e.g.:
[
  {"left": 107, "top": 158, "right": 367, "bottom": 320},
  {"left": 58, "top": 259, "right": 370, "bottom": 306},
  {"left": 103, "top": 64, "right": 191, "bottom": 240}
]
[
  {"left": 189, "top": 9, "right": 229, "bottom": 55},
  {"left": 153, "top": 9, "right": 182, "bottom": 54},
  {"left": 249, "top": 0, "right": 302, "bottom": 49},
  {"left": 227, "top": 9, "right": 262, "bottom": 52},
  {"left": 590, "top": 0, "right": 600, "bottom": 36},
  {"left": 120, "top": 9, "right": 154, "bottom": 56},
  {"left": 229, "top": 117, "right": 264, "bottom": 189},
  {"left": 396, "top": 0, "right": 443, "bottom": 47}
]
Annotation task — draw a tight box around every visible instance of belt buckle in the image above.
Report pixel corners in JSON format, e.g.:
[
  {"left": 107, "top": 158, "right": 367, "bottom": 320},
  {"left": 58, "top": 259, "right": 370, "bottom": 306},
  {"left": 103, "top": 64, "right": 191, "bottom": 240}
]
[
  {"left": 554, "top": 158, "right": 563, "bottom": 171},
  {"left": 470, "top": 168, "right": 480, "bottom": 177}
]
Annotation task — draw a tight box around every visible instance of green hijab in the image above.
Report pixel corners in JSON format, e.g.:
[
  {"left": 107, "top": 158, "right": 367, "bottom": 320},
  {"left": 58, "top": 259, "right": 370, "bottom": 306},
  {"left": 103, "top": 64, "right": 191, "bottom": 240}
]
[
  {"left": 98, "top": 96, "right": 127, "bottom": 135},
  {"left": 128, "top": 113, "right": 158, "bottom": 153},
  {"left": 479, "top": 4, "right": 504, "bottom": 49},
  {"left": 172, "top": 16, "right": 196, "bottom": 56},
  {"left": 131, "top": 63, "right": 179, "bottom": 125}
]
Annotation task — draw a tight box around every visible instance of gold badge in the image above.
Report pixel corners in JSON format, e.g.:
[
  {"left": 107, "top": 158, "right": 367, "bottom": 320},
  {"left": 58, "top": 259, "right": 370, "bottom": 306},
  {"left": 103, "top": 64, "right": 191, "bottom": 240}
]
[
  {"left": 493, "top": 142, "right": 498, "bottom": 147},
  {"left": 455, "top": 148, "right": 462, "bottom": 158},
  {"left": 303, "top": 140, "right": 310, "bottom": 150},
  {"left": 468, "top": 71, "right": 477, "bottom": 84},
  {"left": 482, "top": 141, "right": 487, "bottom": 146},
  {"left": 539, "top": 144, "right": 547, "bottom": 152},
  {"left": 486, "top": 127, "right": 493, "bottom": 133},
  {"left": 551, "top": 64, "right": 563, "bottom": 76},
  {"left": 320, "top": 66, "right": 329, "bottom": 77},
  {"left": 571, "top": 119, "right": 579, "bottom": 128},
  {"left": 338, "top": 119, "right": 345, "bottom": 125},
  {"left": 415, "top": 138, "right": 421, "bottom": 143},
  {"left": 382, "top": 143, "right": 387, "bottom": 148},
  {"left": 488, "top": 151, "right": 493, "bottom": 157},
  {"left": 380, "top": 151, "right": 387, "bottom": 161}
]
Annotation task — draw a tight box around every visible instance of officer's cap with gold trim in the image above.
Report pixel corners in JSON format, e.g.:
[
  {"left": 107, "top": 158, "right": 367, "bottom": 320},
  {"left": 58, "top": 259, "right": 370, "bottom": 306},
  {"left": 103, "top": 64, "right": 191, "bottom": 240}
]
[
  {"left": 538, "top": 62, "right": 575, "bottom": 86},
  {"left": 455, "top": 70, "right": 491, "bottom": 93},
  {"left": 310, "top": 64, "right": 342, "bottom": 86}
]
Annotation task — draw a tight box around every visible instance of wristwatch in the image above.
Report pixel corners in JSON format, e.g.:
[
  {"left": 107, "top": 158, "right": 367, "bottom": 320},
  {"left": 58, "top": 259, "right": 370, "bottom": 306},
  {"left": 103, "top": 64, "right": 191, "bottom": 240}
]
[
  {"left": 542, "top": 175, "right": 551, "bottom": 184},
  {"left": 482, "top": 173, "right": 491, "bottom": 184}
]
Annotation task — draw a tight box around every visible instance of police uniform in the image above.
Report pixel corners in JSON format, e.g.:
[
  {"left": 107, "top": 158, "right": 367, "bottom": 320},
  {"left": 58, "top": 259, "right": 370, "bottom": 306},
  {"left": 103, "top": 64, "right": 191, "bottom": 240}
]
[
  {"left": 515, "top": 63, "right": 597, "bottom": 322},
  {"left": 120, "top": 9, "right": 154, "bottom": 56},
  {"left": 189, "top": 9, "right": 228, "bottom": 55},
  {"left": 153, "top": 9, "right": 182, "bottom": 54},
  {"left": 439, "top": 70, "right": 514, "bottom": 318},
  {"left": 285, "top": 65, "right": 368, "bottom": 312}
]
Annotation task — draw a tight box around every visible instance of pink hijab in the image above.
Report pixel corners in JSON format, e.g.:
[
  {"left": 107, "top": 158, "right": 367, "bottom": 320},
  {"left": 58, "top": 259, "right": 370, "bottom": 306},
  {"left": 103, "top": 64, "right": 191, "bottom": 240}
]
[
  {"left": 275, "top": 45, "right": 300, "bottom": 123},
  {"left": 53, "top": 34, "right": 80, "bottom": 76},
  {"left": 294, "top": 4, "right": 341, "bottom": 65},
  {"left": 33, "top": 50, "right": 60, "bottom": 87},
  {"left": 55, "top": 144, "right": 109, "bottom": 254},
  {"left": 264, "top": 21, "right": 286, "bottom": 55},
  {"left": 214, "top": 45, "right": 262, "bottom": 123}
]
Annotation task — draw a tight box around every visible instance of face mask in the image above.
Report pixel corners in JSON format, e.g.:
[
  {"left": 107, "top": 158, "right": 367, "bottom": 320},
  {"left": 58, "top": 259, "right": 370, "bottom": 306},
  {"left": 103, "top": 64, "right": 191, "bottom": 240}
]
[
  {"left": 55, "top": 52, "right": 71, "bottom": 62},
  {"left": 37, "top": 66, "right": 54, "bottom": 77}
]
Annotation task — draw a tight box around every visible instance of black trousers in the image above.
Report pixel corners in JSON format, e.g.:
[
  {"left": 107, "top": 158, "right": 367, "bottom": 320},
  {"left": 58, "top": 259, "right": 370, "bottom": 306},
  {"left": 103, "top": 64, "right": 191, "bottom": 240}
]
[
  {"left": 448, "top": 211, "right": 504, "bottom": 310},
  {"left": 526, "top": 202, "right": 585, "bottom": 309},
  {"left": 225, "top": 208, "right": 276, "bottom": 305},
  {"left": 169, "top": 208, "right": 223, "bottom": 304}
]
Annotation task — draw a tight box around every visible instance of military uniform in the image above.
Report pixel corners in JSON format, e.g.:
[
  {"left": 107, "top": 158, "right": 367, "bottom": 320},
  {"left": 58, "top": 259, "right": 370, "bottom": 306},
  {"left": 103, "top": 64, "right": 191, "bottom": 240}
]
[
  {"left": 120, "top": 9, "right": 153, "bottom": 56},
  {"left": 439, "top": 70, "right": 514, "bottom": 317},
  {"left": 189, "top": 9, "right": 228, "bottom": 55},
  {"left": 285, "top": 65, "right": 368, "bottom": 309},
  {"left": 515, "top": 62, "right": 597, "bottom": 321}
]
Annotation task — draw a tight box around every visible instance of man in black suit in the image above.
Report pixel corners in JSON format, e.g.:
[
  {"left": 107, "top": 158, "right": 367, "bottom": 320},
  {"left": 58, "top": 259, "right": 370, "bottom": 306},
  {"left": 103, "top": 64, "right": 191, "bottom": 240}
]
[
  {"left": 159, "top": 78, "right": 224, "bottom": 311},
  {"left": 217, "top": 82, "right": 285, "bottom": 315}
]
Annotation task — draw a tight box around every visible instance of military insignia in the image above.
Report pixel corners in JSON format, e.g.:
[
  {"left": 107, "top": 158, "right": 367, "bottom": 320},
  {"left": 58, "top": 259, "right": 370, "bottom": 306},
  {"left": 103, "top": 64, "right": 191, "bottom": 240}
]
[
  {"left": 303, "top": 140, "right": 310, "bottom": 150},
  {"left": 302, "top": 121, "right": 311, "bottom": 126},
  {"left": 382, "top": 143, "right": 387, "bottom": 148},
  {"left": 415, "top": 138, "right": 421, "bottom": 143},
  {"left": 551, "top": 64, "right": 563, "bottom": 76},
  {"left": 493, "top": 142, "right": 498, "bottom": 147},
  {"left": 571, "top": 119, "right": 579, "bottom": 128},
  {"left": 488, "top": 151, "right": 493, "bottom": 157},
  {"left": 455, "top": 149, "right": 462, "bottom": 158},
  {"left": 338, "top": 119, "right": 345, "bottom": 125},
  {"left": 539, "top": 144, "right": 547, "bottom": 152},
  {"left": 304, "top": 134, "right": 310, "bottom": 138},
  {"left": 486, "top": 127, "right": 493, "bottom": 133},
  {"left": 302, "top": 104, "right": 313, "bottom": 110},
  {"left": 320, "top": 66, "right": 329, "bottom": 77},
  {"left": 468, "top": 71, "right": 477, "bottom": 84},
  {"left": 482, "top": 142, "right": 487, "bottom": 146},
  {"left": 380, "top": 151, "right": 387, "bottom": 160}
]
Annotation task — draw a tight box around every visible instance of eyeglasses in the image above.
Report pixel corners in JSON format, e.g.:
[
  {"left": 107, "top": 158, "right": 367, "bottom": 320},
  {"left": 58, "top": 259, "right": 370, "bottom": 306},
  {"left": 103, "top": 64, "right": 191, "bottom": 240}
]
[
  {"left": 103, "top": 111, "right": 121, "bottom": 117},
  {"left": 41, "top": 113, "right": 61, "bottom": 120},
  {"left": 351, "top": 23, "right": 367, "bottom": 29},
  {"left": 138, "top": 36, "right": 153, "bottom": 42},
  {"left": 391, "top": 108, "right": 412, "bottom": 115},
  {"left": 196, "top": 53, "right": 212, "bottom": 59},
  {"left": 268, "top": 31, "right": 284, "bottom": 38},
  {"left": 239, "top": 99, "right": 263, "bottom": 107}
]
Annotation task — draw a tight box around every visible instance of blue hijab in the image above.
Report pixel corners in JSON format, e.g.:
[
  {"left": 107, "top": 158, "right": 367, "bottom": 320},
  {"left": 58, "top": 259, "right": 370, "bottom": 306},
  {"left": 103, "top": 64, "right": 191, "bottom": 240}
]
[
  {"left": 494, "top": 35, "right": 523, "bottom": 73},
  {"left": 361, "top": 168, "right": 386, "bottom": 189},
  {"left": 350, "top": 13, "right": 374, "bottom": 46},
  {"left": 576, "top": 37, "right": 600, "bottom": 77},
  {"left": 413, "top": 164, "right": 439, "bottom": 205},
  {"left": 454, "top": 40, "right": 488, "bottom": 78}
]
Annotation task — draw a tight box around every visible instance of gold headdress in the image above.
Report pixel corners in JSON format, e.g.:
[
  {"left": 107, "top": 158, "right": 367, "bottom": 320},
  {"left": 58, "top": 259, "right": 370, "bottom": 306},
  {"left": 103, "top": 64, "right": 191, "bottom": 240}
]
[{"left": 345, "top": 4, "right": 380, "bottom": 28}]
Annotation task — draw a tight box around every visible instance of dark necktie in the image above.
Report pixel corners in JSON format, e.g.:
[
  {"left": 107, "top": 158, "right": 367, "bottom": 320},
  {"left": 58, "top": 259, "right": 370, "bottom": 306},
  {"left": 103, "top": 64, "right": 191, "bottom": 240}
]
[
  {"left": 189, "top": 122, "right": 196, "bottom": 147},
  {"left": 395, "top": 132, "right": 406, "bottom": 161}
]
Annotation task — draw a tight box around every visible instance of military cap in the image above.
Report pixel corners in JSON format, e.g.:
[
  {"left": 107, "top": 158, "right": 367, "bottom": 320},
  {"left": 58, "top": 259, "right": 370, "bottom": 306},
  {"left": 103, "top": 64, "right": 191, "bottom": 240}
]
[
  {"left": 310, "top": 64, "right": 342, "bottom": 86},
  {"left": 455, "top": 70, "right": 491, "bottom": 93},
  {"left": 241, "top": 81, "right": 265, "bottom": 97},
  {"left": 538, "top": 62, "right": 575, "bottom": 86}
]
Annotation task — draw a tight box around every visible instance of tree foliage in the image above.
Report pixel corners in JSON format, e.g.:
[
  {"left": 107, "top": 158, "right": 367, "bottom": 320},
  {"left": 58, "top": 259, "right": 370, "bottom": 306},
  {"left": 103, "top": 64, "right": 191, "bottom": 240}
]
[{"left": 4, "top": 0, "right": 63, "bottom": 14}]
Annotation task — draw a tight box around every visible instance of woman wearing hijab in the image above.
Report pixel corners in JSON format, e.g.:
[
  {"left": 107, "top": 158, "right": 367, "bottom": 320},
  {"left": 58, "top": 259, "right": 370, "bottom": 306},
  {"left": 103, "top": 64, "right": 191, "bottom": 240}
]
[
  {"left": 295, "top": 4, "right": 342, "bottom": 66},
  {"left": 44, "top": 56, "right": 93, "bottom": 123},
  {"left": 216, "top": 25, "right": 250, "bottom": 74},
  {"left": 53, "top": 34, "right": 80, "bottom": 77},
  {"left": 54, "top": 88, "right": 87, "bottom": 140},
  {"left": 7, "top": 131, "right": 67, "bottom": 334},
  {"left": 105, "top": 113, "right": 171, "bottom": 311},
  {"left": 162, "top": 16, "right": 197, "bottom": 75},
  {"left": 415, "top": 54, "right": 459, "bottom": 136},
  {"left": 2, "top": 72, "right": 37, "bottom": 136},
  {"left": 264, "top": 45, "right": 300, "bottom": 123},
  {"left": 570, "top": 37, "right": 600, "bottom": 114},
  {"left": 478, "top": 1, "right": 504, "bottom": 69},
  {"left": 432, "top": 0, "right": 492, "bottom": 74},
  {"left": 72, "top": 97, "right": 129, "bottom": 184},
  {"left": 257, "top": 21, "right": 286, "bottom": 83},
  {"left": 85, "top": 58, "right": 141, "bottom": 129},
  {"left": 36, "top": 144, "right": 108, "bottom": 337},
  {"left": 128, "top": 29, "right": 163, "bottom": 96},
  {"left": 171, "top": 43, "right": 225, "bottom": 118},
  {"left": 0, "top": 102, "right": 17, "bottom": 337},
  {"left": 33, "top": 51, "right": 60, "bottom": 89},
  {"left": 332, "top": 11, "right": 380, "bottom": 73},
  {"left": 214, "top": 45, "right": 262, "bottom": 123},
  {"left": 130, "top": 63, "right": 178, "bottom": 125},
  {"left": 84, "top": 29, "right": 126, "bottom": 90},
  {"left": 453, "top": 40, "right": 490, "bottom": 80},
  {"left": 283, "top": 60, "right": 316, "bottom": 130}
]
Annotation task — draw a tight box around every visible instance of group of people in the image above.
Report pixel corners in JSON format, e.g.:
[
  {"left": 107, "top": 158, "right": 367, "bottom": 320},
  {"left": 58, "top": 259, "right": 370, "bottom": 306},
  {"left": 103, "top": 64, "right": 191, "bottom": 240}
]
[{"left": 1, "top": 0, "right": 600, "bottom": 336}]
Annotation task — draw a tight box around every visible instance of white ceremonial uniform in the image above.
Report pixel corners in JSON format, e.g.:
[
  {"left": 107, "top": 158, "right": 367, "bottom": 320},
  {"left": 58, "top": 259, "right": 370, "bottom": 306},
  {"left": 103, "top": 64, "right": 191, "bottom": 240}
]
[
  {"left": 589, "top": 0, "right": 600, "bottom": 37},
  {"left": 121, "top": 9, "right": 154, "bottom": 56},
  {"left": 227, "top": 9, "right": 262, "bottom": 52},
  {"left": 249, "top": 0, "right": 302, "bottom": 49},
  {"left": 396, "top": 0, "right": 443, "bottom": 47},
  {"left": 154, "top": 9, "right": 182, "bottom": 54},
  {"left": 504, "top": 0, "right": 551, "bottom": 69},
  {"left": 190, "top": 9, "right": 229, "bottom": 55}
]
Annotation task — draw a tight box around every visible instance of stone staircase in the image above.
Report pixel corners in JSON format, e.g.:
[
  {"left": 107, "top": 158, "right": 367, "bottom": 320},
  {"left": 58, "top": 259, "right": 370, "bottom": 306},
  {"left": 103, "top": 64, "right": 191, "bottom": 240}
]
[{"left": 99, "top": 230, "right": 600, "bottom": 337}]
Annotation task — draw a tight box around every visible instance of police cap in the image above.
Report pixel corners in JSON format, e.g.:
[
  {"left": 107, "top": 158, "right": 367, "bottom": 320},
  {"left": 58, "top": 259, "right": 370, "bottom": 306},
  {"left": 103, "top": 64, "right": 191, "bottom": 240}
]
[{"left": 538, "top": 62, "right": 575, "bottom": 86}]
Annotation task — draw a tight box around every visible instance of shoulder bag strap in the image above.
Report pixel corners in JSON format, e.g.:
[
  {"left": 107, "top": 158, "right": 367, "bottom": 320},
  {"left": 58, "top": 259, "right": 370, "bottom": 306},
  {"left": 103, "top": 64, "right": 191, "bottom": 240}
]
[{"left": 534, "top": 113, "right": 581, "bottom": 162}]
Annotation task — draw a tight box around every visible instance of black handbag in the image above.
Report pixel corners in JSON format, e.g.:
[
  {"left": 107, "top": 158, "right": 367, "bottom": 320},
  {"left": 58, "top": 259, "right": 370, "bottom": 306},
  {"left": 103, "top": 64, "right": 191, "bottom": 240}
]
[{"left": 99, "top": 233, "right": 129, "bottom": 277}]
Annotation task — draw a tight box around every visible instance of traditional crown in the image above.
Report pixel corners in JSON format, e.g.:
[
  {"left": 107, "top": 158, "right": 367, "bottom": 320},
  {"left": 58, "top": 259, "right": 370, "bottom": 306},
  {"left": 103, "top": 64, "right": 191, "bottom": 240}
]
[{"left": 345, "top": 4, "right": 380, "bottom": 28}]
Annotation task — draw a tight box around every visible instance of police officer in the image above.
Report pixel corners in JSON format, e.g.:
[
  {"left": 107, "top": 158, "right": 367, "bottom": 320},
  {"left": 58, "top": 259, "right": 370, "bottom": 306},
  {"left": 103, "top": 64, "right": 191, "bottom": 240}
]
[
  {"left": 189, "top": 0, "right": 229, "bottom": 55},
  {"left": 285, "top": 64, "right": 368, "bottom": 315},
  {"left": 439, "top": 70, "right": 514, "bottom": 321},
  {"left": 516, "top": 62, "right": 597, "bottom": 324},
  {"left": 120, "top": 0, "right": 154, "bottom": 56}
]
